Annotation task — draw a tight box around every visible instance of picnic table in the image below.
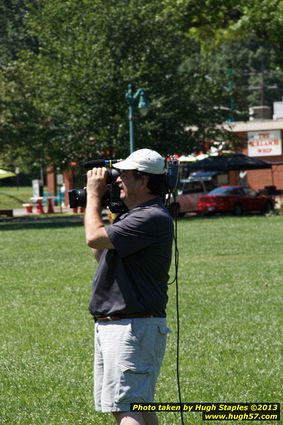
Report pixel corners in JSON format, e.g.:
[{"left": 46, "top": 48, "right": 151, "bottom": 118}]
[{"left": 23, "top": 196, "right": 57, "bottom": 214}]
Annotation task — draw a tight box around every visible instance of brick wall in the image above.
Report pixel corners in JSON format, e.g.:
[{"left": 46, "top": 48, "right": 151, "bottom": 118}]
[{"left": 242, "top": 138, "right": 283, "bottom": 191}]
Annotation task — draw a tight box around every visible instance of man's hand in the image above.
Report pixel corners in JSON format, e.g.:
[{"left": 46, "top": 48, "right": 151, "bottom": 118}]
[
  {"left": 84, "top": 167, "right": 114, "bottom": 251},
  {"left": 86, "top": 167, "right": 108, "bottom": 200}
]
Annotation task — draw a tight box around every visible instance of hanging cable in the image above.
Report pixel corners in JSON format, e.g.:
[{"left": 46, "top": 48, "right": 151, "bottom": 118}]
[
  {"left": 174, "top": 204, "right": 185, "bottom": 425},
  {"left": 167, "top": 188, "right": 185, "bottom": 425}
]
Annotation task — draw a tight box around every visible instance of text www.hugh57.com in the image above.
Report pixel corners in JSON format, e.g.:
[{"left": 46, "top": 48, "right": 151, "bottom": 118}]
[{"left": 203, "top": 412, "right": 279, "bottom": 421}]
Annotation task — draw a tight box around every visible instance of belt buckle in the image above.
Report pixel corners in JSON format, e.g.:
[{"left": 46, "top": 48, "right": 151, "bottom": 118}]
[{"left": 97, "top": 315, "right": 120, "bottom": 322}]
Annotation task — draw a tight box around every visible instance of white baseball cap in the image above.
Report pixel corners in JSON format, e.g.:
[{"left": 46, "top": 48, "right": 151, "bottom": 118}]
[{"left": 114, "top": 148, "right": 165, "bottom": 174}]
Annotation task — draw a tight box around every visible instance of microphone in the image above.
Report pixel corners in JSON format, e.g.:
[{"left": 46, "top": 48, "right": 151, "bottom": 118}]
[{"left": 84, "top": 159, "right": 120, "bottom": 169}]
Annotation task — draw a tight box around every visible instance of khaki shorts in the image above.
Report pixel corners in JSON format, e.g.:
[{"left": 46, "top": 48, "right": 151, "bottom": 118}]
[{"left": 94, "top": 317, "right": 169, "bottom": 412}]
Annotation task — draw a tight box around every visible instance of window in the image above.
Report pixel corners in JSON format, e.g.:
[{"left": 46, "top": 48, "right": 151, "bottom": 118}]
[
  {"left": 182, "top": 182, "right": 204, "bottom": 194},
  {"left": 243, "top": 187, "right": 257, "bottom": 197}
]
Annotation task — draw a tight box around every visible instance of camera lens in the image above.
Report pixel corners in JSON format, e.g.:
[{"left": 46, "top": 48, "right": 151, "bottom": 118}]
[{"left": 68, "top": 188, "right": 87, "bottom": 208}]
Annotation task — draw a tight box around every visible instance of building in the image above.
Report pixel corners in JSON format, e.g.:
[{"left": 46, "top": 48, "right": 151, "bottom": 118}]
[{"left": 226, "top": 104, "right": 283, "bottom": 192}]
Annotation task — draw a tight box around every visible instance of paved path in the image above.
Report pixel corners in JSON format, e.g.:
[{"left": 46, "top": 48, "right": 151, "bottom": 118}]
[
  {"left": 11, "top": 207, "right": 110, "bottom": 221},
  {"left": 13, "top": 206, "right": 74, "bottom": 217}
]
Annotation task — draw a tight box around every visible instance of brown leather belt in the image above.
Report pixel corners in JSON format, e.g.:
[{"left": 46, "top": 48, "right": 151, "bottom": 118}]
[{"left": 95, "top": 313, "right": 156, "bottom": 322}]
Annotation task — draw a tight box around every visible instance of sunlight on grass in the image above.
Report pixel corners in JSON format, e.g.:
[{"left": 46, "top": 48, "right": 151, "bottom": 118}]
[
  {"left": 0, "top": 215, "right": 282, "bottom": 424},
  {"left": 0, "top": 187, "right": 35, "bottom": 209}
]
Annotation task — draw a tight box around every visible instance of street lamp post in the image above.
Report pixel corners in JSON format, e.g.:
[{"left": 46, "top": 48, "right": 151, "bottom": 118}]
[{"left": 125, "top": 84, "right": 149, "bottom": 153}]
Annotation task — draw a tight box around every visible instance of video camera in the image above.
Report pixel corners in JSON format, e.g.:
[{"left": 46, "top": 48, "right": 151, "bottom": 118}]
[{"left": 68, "top": 156, "right": 179, "bottom": 214}]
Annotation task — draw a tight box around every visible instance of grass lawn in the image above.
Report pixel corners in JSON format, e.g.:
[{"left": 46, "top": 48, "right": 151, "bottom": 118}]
[
  {"left": 0, "top": 186, "right": 37, "bottom": 209},
  {"left": 0, "top": 215, "right": 282, "bottom": 425}
]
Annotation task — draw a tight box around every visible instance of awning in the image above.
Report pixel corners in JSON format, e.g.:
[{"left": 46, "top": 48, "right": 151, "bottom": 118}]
[
  {"left": 0, "top": 169, "right": 16, "bottom": 179},
  {"left": 188, "top": 154, "right": 272, "bottom": 172}
]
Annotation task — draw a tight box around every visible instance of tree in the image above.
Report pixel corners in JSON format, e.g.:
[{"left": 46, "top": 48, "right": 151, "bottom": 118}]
[
  {"left": 2, "top": 0, "right": 235, "bottom": 167},
  {"left": 0, "top": 0, "right": 37, "bottom": 65},
  {"left": 2, "top": 0, "right": 283, "bottom": 170},
  {"left": 0, "top": 0, "right": 42, "bottom": 172}
]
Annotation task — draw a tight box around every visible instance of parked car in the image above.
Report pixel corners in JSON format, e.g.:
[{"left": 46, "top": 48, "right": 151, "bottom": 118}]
[
  {"left": 168, "top": 177, "right": 216, "bottom": 217},
  {"left": 197, "top": 185, "right": 275, "bottom": 215}
]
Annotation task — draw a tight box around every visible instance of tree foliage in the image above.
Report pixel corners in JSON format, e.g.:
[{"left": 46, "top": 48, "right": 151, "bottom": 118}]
[
  {"left": 18, "top": 0, "right": 212, "bottom": 162},
  {"left": 1, "top": 0, "right": 283, "bottom": 170}
]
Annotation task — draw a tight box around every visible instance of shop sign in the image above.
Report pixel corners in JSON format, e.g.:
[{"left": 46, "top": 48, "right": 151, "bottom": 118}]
[{"left": 248, "top": 130, "right": 282, "bottom": 157}]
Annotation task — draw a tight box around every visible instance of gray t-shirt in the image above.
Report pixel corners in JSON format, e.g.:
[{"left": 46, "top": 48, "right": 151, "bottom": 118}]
[{"left": 89, "top": 197, "right": 174, "bottom": 318}]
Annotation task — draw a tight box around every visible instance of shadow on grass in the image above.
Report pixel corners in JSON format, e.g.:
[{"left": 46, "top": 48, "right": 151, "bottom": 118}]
[
  {"left": 0, "top": 191, "right": 26, "bottom": 202},
  {"left": 0, "top": 215, "right": 85, "bottom": 231},
  {"left": 1, "top": 211, "right": 271, "bottom": 231},
  {"left": 177, "top": 212, "right": 271, "bottom": 220},
  {"left": 172, "top": 213, "right": 227, "bottom": 221}
]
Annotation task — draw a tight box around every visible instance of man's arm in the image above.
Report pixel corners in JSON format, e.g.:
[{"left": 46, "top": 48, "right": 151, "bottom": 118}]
[{"left": 84, "top": 167, "right": 114, "bottom": 250}]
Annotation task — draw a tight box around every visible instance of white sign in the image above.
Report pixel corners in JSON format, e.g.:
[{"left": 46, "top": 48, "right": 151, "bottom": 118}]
[
  {"left": 248, "top": 130, "right": 282, "bottom": 157},
  {"left": 57, "top": 174, "right": 63, "bottom": 185},
  {"left": 32, "top": 179, "right": 43, "bottom": 197}
]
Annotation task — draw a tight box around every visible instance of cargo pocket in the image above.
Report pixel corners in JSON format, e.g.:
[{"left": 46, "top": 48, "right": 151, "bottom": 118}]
[
  {"left": 156, "top": 324, "right": 170, "bottom": 361},
  {"left": 115, "top": 364, "right": 153, "bottom": 404}
]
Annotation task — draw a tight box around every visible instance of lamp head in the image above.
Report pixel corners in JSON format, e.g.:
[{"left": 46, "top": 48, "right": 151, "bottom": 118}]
[{"left": 138, "top": 89, "right": 149, "bottom": 116}]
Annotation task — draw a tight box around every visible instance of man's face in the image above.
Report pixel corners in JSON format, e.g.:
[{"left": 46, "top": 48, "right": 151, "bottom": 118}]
[{"left": 116, "top": 170, "right": 148, "bottom": 207}]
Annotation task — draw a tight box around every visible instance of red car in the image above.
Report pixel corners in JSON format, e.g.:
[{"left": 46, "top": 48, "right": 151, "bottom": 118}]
[{"left": 197, "top": 185, "right": 274, "bottom": 215}]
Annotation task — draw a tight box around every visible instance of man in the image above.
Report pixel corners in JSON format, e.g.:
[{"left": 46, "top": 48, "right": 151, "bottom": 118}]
[{"left": 84, "top": 148, "right": 174, "bottom": 425}]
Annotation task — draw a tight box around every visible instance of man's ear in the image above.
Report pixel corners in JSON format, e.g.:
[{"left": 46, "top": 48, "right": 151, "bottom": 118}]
[{"left": 140, "top": 174, "right": 150, "bottom": 190}]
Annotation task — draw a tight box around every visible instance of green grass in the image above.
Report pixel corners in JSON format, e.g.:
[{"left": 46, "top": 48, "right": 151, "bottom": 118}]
[
  {"left": 0, "top": 186, "right": 35, "bottom": 209},
  {"left": 0, "top": 215, "right": 282, "bottom": 425}
]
